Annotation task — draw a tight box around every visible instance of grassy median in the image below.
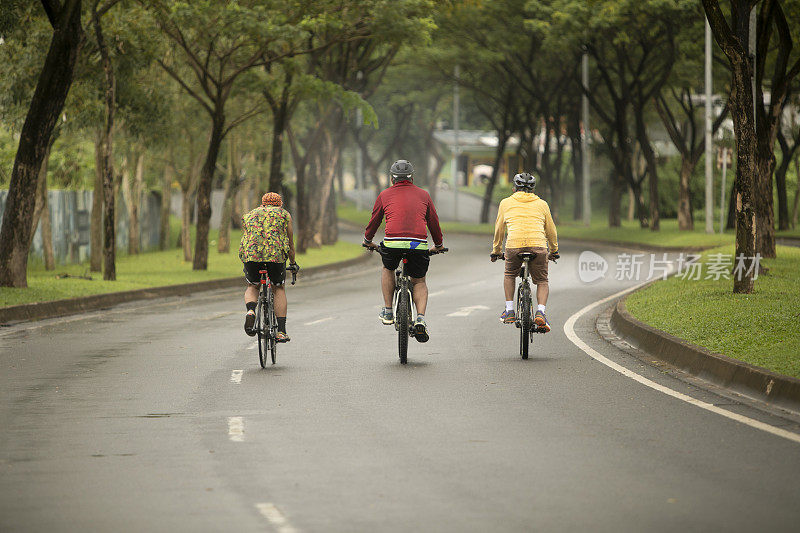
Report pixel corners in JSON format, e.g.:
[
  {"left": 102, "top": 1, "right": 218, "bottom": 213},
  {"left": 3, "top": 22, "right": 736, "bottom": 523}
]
[
  {"left": 1, "top": 230, "right": 363, "bottom": 308},
  {"left": 339, "top": 202, "right": 733, "bottom": 248},
  {"left": 626, "top": 245, "right": 800, "bottom": 379}
]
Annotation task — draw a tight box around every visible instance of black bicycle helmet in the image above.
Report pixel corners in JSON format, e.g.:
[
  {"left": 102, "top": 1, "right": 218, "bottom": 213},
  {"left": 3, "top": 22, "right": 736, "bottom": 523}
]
[
  {"left": 390, "top": 159, "right": 414, "bottom": 182},
  {"left": 513, "top": 172, "right": 537, "bottom": 191}
]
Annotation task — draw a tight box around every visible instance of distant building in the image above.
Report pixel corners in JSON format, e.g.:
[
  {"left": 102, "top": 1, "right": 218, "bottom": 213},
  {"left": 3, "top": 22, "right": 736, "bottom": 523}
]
[{"left": 432, "top": 130, "right": 522, "bottom": 187}]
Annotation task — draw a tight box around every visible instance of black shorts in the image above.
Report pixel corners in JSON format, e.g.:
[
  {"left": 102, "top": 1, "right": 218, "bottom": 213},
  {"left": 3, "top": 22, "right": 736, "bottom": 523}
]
[
  {"left": 380, "top": 245, "right": 430, "bottom": 279},
  {"left": 244, "top": 261, "right": 286, "bottom": 286}
]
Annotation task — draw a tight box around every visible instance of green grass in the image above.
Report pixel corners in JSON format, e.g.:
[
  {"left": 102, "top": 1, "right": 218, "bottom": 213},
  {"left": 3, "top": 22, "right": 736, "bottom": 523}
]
[
  {"left": 557, "top": 218, "right": 733, "bottom": 248},
  {"left": 1, "top": 223, "right": 363, "bottom": 307},
  {"left": 626, "top": 245, "right": 800, "bottom": 379}
]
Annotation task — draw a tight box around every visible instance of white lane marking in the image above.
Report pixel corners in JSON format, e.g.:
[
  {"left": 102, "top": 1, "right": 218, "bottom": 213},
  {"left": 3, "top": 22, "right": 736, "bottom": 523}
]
[
  {"left": 564, "top": 283, "right": 800, "bottom": 445},
  {"left": 247, "top": 341, "right": 257, "bottom": 350},
  {"left": 227, "top": 416, "right": 244, "bottom": 442},
  {"left": 428, "top": 290, "right": 445, "bottom": 298},
  {"left": 255, "top": 503, "right": 298, "bottom": 533},
  {"left": 447, "top": 305, "right": 490, "bottom": 317},
  {"left": 230, "top": 370, "right": 243, "bottom": 384},
  {"left": 304, "top": 317, "right": 333, "bottom": 326},
  {"left": 468, "top": 280, "right": 488, "bottom": 287}
]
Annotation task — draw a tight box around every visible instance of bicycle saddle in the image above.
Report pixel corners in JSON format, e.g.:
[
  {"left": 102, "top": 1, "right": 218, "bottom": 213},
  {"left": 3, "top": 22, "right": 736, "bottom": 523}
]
[{"left": 518, "top": 252, "right": 536, "bottom": 260}]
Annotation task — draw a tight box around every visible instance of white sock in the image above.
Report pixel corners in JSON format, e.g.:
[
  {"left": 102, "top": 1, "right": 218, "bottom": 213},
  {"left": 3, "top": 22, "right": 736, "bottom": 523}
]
[
  {"left": 505, "top": 301, "right": 514, "bottom": 311},
  {"left": 537, "top": 304, "right": 546, "bottom": 313}
]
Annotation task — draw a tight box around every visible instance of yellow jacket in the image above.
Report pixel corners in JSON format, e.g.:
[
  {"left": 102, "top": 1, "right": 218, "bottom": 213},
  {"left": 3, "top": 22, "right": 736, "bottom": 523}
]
[{"left": 492, "top": 192, "right": 558, "bottom": 254}]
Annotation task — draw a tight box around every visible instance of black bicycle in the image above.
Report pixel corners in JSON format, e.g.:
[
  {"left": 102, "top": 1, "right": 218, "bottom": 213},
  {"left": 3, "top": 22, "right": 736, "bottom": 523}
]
[
  {"left": 255, "top": 264, "right": 298, "bottom": 368},
  {"left": 492, "top": 251, "right": 556, "bottom": 359},
  {"left": 364, "top": 243, "right": 448, "bottom": 364}
]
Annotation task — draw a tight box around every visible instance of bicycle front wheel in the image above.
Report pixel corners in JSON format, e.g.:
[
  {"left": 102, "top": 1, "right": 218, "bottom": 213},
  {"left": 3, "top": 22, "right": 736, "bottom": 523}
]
[{"left": 397, "top": 289, "right": 410, "bottom": 364}]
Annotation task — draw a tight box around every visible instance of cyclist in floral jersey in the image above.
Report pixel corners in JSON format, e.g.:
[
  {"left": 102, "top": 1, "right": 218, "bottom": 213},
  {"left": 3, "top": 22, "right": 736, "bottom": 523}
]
[{"left": 240, "top": 192, "right": 297, "bottom": 341}]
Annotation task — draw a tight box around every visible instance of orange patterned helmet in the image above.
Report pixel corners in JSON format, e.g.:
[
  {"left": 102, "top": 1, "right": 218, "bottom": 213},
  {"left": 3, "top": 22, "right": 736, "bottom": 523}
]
[{"left": 261, "top": 192, "right": 282, "bottom": 207}]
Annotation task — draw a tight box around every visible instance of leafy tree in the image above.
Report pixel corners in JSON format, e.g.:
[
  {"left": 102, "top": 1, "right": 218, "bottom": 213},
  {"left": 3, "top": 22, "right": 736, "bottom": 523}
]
[{"left": 0, "top": 0, "right": 84, "bottom": 287}]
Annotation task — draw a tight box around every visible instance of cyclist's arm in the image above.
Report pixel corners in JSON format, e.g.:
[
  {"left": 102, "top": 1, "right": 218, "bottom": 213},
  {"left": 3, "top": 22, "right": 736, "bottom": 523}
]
[
  {"left": 491, "top": 202, "right": 506, "bottom": 255},
  {"left": 544, "top": 203, "right": 558, "bottom": 253},
  {"left": 364, "top": 194, "right": 384, "bottom": 244},
  {"left": 425, "top": 198, "right": 444, "bottom": 247},
  {"left": 286, "top": 213, "right": 296, "bottom": 263}
]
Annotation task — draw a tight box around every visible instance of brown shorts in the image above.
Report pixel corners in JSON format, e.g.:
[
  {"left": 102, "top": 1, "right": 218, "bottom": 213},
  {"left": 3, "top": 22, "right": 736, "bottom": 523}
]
[{"left": 505, "top": 247, "right": 548, "bottom": 283}]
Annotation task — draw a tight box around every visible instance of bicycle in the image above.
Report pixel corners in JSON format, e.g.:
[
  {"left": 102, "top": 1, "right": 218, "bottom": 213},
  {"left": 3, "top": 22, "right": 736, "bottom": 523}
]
[
  {"left": 255, "top": 264, "right": 298, "bottom": 368},
  {"left": 492, "top": 251, "right": 557, "bottom": 360},
  {"left": 364, "top": 243, "right": 448, "bottom": 364}
]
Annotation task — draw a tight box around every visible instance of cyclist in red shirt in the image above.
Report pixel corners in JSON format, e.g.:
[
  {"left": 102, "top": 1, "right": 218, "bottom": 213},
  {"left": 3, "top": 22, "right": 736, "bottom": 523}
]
[{"left": 364, "top": 160, "right": 445, "bottom": 342}]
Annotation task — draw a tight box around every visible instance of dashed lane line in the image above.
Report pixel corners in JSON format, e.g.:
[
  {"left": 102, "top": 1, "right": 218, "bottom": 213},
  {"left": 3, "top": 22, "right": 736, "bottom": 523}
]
[
  {"left": 230, "top": 370, "right": 243, "bottom": 384},
  {"left": 227, "top": 416, "right": 244, "bottom": 442},
  {"left": 255, "top": 503, "right": 298, "bottom": 533},
  {"left": 564, "top": 282, "right": 800, "bottom": 445},
  {"left": 303, "top": 317, "right": 333, "bottom": 326}
]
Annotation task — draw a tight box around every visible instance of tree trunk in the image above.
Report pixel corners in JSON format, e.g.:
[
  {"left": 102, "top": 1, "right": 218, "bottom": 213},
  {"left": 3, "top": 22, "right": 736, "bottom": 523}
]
[
  {"left": 775, "top": 129, "right": 796, "bottom": 231},
  {"left": 0, "top": 0, "right": 83, "bottom": 287},
  {"left": 568, "top": 114, "right": 583, "bottom": 221},
  {"left": 753, "top": 140, "right": 776, "bottom": 258},
  {"left": 727, "top": 49, "right": 758, "bottom": 293},
  {"left": 40, "top": 176, "right": 55, "bottom": 271},
  {"left": 160, "top": 162, "right": 173, "bottom": 250},
  {"left": 677, "top": 158, "right": 694, "bottom": 230},
  {"left": 627, "top": 185, "right": 635, "bottom": 221},
  {"left": 268, "top": 101, "right": 287, "bottom": 195},
  {"left": 120, "top": 154, "right": 133, "bottom": 254},
  {"left": 609, "top": 169, "right": 621, "bottom": 227},
  {"left": 181, "top": 189, "right": 193, "bottom": 262},
  {"left": 218, "top": 134, "right": 239, "bottom": 253},
  {"left": 792, "top": 152, "right": 800, "bottom": 228},
  {"left": 481, "top": 132, "right": 509, "bottom": 223},
  {"left": 128, "top": 151, "right": 144, "bottom": 254},
  {"left": 94, "top": 7, "right": 117, "bottom": 281},
  {"left": 193, "top": 114, "right": 226, "bottom": 270},
  {"left": 91, "top": 131, "right": 104, "bottom": 269}
]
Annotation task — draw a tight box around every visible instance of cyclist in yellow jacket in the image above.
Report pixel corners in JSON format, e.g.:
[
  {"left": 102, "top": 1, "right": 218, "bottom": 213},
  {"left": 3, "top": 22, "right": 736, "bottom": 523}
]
[{"left": 491, "top": 172, "right": 559, "bottom": 332}]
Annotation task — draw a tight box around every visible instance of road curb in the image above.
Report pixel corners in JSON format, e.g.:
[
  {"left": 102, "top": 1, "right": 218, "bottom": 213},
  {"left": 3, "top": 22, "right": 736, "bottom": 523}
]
[
  {"left": 610, "top": 294, "right": 800, "bottom": 413},
  {"left": 0, "top": 253, "right": 371, "bottom": 325}
]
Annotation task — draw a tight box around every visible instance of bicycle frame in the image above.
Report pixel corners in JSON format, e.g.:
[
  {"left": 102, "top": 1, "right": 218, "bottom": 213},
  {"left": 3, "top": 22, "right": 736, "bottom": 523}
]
[{"left": 391, "top": 259, "right": 416, "bottom": 333}]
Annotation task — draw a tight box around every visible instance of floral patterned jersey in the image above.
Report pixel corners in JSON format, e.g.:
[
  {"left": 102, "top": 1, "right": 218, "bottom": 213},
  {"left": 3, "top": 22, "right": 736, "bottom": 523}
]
[{"left": 238, "top": 206, "right": 290, "bottom": 263}]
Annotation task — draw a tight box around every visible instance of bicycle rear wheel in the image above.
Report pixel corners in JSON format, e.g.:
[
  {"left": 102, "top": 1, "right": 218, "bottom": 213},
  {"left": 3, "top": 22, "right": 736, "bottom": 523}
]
[
  {"left": 257, "top": 300, "right": 268, "bottom": 368},
  {"left": 397, "top": 288, "right": 410, "bottom": 364},
  {"left": 518, "top": 283, "right": 531, "bottom": 360}
]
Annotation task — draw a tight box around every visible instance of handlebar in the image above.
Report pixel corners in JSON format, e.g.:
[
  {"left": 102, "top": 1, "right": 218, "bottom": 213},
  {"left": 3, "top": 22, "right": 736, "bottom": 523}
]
[
  {"left": 490, "top": 252, "right": 559, "bottom": 263},
  {"left": 363, "top": 243, "right": 448, "bottom": 256},
  {"left": 287, "top": 263, "right": 299, "bottom": 285}
]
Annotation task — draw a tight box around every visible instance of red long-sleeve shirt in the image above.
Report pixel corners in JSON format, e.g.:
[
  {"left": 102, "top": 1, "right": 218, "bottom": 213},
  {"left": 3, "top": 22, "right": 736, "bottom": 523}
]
[{"left": 364, "top": 181, "right": 444, "bottom": 247}]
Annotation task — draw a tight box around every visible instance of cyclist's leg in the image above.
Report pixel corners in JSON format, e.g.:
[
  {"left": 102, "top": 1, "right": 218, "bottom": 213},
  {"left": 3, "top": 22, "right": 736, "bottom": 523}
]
[
  {"left": 381, "top": 268, "right": 395, "bottom": 308},
  {"left": 406, "top": 252, "right": 431, "bottom": 316},
  {"left": 242, "top": 261, "right": 262, "bottom": 335},
  {"left": 529, "top": 250, "right": 550, "bottom": 331},
  {"left": 502, "top": 249, "right": 524, "bottom": 321},
  {"left": 410, "top": 277, "right": 428, "bottom": 315},
  {"left": 265, "top": 262, "right": 289, "bottom": 339},
  {"left": 536, "top": 283, "right": 549, "bottom": 306},
  {"left": 379, "top": 246, "right": 402, "bottom": 309}
]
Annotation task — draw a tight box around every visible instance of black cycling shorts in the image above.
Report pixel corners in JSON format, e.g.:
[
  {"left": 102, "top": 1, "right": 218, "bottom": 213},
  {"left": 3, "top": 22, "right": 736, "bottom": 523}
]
[
  {"left": 244, "top": 261, "right": 286, "bottom": 286},
  {"left": 380, "top": 245, "right": 430, "bottom": 279}
]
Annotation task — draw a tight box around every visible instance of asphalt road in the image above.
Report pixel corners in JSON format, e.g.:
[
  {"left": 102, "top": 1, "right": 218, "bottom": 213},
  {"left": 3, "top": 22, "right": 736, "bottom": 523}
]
[{"left": 2, "top": 233, "right": 800, "bottom": 532}]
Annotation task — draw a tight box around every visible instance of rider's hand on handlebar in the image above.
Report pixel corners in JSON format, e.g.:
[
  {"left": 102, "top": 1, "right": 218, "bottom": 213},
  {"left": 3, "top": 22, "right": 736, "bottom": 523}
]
[
  {"left": 548, "top": 251, "right": 560, "bottom": 262},
  {"left": 363, "top": 240, "right": 379, "bottom": 251},
  {"left": 432, "top": 244, "right": 446, "bottom": 254},
  {"left": 490, "top": 253, "right": 504, "bottom": 262}
]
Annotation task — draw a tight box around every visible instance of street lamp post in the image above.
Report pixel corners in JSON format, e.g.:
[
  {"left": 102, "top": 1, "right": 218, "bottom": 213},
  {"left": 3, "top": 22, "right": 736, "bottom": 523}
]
[
  {"left": 453, "top": 65, "right": 460, "bottom": 222},
  {"left": 581, "top": 52, "right": 591, "bottom": 226}
]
